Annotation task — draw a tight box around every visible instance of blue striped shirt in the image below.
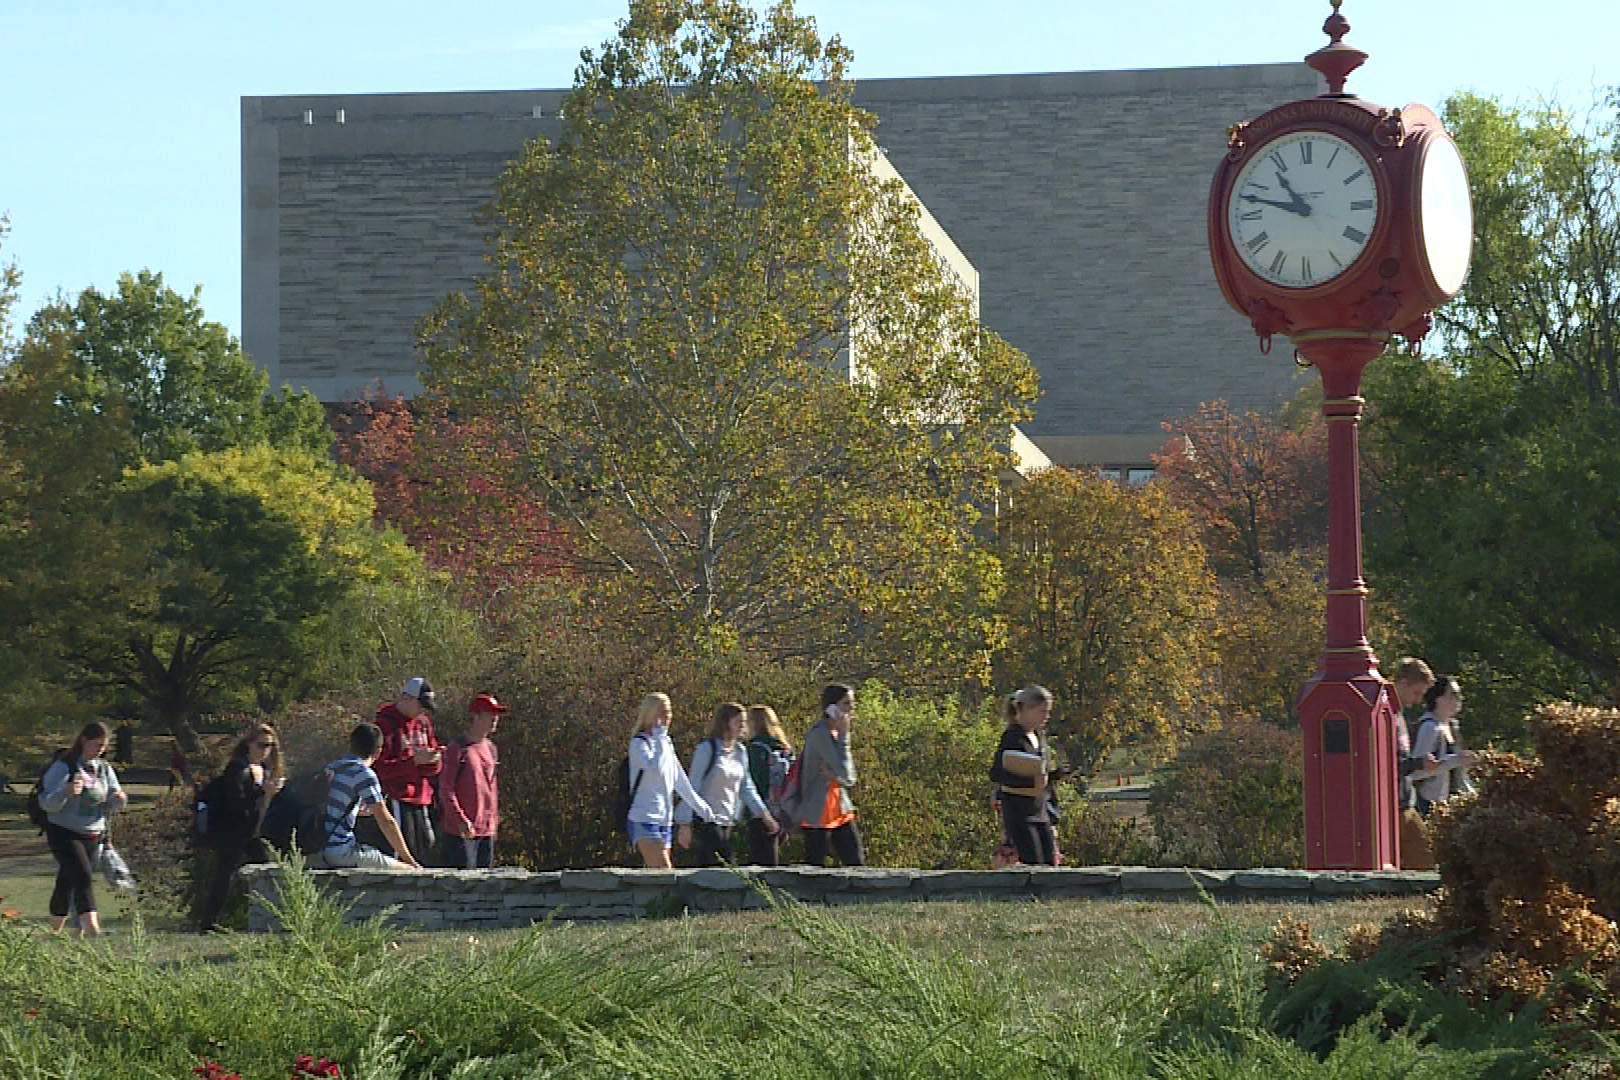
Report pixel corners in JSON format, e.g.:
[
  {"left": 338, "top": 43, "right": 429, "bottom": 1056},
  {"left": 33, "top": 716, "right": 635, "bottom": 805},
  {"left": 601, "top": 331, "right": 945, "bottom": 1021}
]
[{"left": 322, "top": 755, "right": 383, "bottom": 853}]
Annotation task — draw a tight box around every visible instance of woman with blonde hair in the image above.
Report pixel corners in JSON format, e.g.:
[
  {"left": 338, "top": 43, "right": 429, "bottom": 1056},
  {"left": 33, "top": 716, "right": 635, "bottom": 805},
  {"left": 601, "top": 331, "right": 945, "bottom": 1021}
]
[
  {"left": 625, "top": 693, "right": 719, "bottom": 869},
  {"left": 198, "top": 722, "right": 286, "bottom": 931},
  {"left": 744, "top": 705, "right": 793, "bottom": 865},
  {"left": 990, "top": 686, "right": 1058, "bottom": 866},
  {"left": 676, "top": 703, "right": 778, "bottom": 866}
]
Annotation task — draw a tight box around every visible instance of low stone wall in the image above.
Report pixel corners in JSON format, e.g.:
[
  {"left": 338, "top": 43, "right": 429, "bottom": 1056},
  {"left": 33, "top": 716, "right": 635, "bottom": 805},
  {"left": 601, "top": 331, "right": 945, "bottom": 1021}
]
[{"left": 239, "top": 864, "right": 1440, "bottom": 932}]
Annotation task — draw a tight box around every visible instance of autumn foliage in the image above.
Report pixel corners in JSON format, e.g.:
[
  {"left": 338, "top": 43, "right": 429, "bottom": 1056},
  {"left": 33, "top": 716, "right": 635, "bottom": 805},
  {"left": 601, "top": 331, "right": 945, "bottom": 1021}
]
[
  {"left": 333, "top": 391, "right": 572, "bottom": 607},
  {"left": 1268, "top": 701, "right": 1620, "bottom": 1041},
  {"left": 1155, "top": 400, "right": 1328, "bottom": 582}
]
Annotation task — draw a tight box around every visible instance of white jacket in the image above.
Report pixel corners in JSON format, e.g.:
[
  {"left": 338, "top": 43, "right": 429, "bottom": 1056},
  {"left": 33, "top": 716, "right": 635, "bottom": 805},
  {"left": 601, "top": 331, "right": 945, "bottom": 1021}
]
[{"left": 626, "top": 729, "right": 716, "bottom": 827}]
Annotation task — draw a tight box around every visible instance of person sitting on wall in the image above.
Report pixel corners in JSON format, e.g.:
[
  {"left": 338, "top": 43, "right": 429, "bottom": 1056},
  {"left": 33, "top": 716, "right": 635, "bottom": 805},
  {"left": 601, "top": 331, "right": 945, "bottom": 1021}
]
[{"left": 309, "top": 722, "right": 421, "bottom": 871}]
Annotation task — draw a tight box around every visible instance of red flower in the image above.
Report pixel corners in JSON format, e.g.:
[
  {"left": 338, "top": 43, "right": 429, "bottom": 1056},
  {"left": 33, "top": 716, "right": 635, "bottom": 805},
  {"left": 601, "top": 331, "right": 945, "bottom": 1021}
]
[
  {"left": 292, "top": 1055, "right": 342, "bottom": 1078},
  {"left": 194, "top": 1063, "right": 241, "bottom": 1080}
]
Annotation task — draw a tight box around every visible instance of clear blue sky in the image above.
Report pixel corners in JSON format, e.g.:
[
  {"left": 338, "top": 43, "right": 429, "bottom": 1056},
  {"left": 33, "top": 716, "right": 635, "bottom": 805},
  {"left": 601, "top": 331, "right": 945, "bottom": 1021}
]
[{"left": 1, "top": 0, "right": 1610, "bottom": 339}]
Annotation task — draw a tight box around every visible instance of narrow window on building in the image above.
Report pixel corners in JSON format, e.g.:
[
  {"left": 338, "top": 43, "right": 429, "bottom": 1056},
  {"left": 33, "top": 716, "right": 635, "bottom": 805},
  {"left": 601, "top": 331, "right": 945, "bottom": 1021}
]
[
  {"left": 302, "top": 109, "right": 313, "bottom": 125},
  {"left": 1126, "top": 467, "right": 1155, "bottom": 487},
  {"left": 335, "top": 108, "right": 345, "bottom": 125}
]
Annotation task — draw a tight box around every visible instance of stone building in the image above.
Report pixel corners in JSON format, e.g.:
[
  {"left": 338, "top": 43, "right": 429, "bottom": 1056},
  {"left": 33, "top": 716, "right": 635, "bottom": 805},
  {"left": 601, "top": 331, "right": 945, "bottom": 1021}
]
[{"left": 243, "top": 61, "right": 1319, "bottom": 471}]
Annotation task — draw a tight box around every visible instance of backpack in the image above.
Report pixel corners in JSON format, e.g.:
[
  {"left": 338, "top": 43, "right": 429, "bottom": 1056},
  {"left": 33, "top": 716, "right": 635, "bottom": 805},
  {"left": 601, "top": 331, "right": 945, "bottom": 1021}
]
[
  {"left": 260, "top": 767, "right": 341, "bottom": 856},
  {"left": 24, "top": 751, "right": 67, "bottom": 832},
  {"left": 612, "top": 735, "right": 651, "bottom": 835},
  {"left": 766, "top": 749, "right": 802, "bottom": 827},
  {"left": 192, "top": 771, "right": 232, "bottom": 838}
]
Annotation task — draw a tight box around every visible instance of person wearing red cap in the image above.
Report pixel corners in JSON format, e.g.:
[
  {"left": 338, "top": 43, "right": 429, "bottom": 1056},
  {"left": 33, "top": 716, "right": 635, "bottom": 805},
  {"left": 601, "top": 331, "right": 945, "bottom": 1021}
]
[
  {"left": 436, "top": 692, "right": 507, "bottom": 869},
  {"left": 369, "top": 676, "right": 443, "bottom": 864}
]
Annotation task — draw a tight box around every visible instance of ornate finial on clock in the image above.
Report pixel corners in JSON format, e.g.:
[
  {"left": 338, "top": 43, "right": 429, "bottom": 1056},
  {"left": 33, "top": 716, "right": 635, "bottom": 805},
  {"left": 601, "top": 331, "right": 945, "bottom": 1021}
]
[{"left": 1306, "top": 0, "right": 1368, "bottom": 97}]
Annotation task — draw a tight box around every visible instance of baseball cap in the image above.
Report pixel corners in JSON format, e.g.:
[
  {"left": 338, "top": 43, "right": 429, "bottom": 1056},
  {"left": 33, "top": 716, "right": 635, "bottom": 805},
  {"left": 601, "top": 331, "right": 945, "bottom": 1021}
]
[
  {"left": 401, "top": 676, "right": 436, "bottom": 710},
  {"left": 469, "top": 692, "right": 510, "bottom": 714}
]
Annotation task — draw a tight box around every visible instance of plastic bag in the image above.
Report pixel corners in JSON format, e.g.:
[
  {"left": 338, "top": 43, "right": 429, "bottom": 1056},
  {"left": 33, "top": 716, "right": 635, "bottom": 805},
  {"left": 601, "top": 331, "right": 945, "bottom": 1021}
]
[{"left": 95, "top": 842, "right": 137, "bottom": 891}]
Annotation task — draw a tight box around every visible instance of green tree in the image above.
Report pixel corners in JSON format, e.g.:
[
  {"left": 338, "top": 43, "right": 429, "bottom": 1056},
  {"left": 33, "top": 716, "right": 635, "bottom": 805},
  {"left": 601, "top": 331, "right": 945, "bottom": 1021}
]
[
  {"left": 422, "top": 0, "right": 1037, "bottom": 689},
  {"left": 997, "top": 468, "right": 1218, "bottom": 771},
  {"left": 0, "top": 216, "right": 19, "bottom": 354},
  {"left": 1364, "top": 92, "right": 1620, "bottom": 738},
  {"left": 45, "top": 447, "right": 418, "bottom": 747},
  {"left": 24, "top": 270, "right": 329, "bottom": 464}
]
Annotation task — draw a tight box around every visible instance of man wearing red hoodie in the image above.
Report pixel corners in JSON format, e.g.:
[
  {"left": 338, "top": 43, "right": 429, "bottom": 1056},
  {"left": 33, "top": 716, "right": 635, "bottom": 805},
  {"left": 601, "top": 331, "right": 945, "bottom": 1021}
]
[{"left": 370, "top": 676, "right": 442, "bottom": 865}]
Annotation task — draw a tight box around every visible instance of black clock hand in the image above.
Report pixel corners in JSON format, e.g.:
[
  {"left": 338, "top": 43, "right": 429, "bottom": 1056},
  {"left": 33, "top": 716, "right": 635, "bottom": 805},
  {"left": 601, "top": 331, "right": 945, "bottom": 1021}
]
[
  {"left": 1240, "top": 193, "right": 1309, "bottom": 215},
  {"left": 1274, "top": 170, "right": 1313, "bottom": 216}
]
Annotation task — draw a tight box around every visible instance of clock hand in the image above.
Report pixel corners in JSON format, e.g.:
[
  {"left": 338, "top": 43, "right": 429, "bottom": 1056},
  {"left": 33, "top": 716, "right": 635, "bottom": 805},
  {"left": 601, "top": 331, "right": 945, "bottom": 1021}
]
[
  {"left": 1240, "top": 193, "right": 1309, "bottom": 215},
  {"left": 1274, "top": 171, "right": 1313, "bottom": 216}
]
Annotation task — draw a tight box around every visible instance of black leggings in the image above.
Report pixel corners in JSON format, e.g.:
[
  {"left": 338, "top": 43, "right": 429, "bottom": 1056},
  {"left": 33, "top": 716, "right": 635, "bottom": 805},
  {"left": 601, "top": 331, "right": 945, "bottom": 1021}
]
[
  {"left": 803, "top": 823, "right": 865, "bottom": 867},
  {"left": 689, "top": 823, "right": 733, "bottom": 867},
  {"left": 745, "top": 817, "right": 780, "bottom": 866},
  {"left": 199, "top": 836, "right": 267, "bottom": 930},
  {"left": 1000, "top": 796, "right": 1057, "bottom": 866},
  {"left": 45, "top": 824, "right": 100, "bottom": 918}
]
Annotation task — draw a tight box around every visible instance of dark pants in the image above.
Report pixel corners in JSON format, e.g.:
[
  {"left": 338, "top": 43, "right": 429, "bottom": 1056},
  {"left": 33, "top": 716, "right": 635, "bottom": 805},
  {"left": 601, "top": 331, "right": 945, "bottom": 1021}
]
[
  {"left": 803, "top": 823, "right": 865, "bottom": 867},
  {"left": 45, "top": 824, "right": 99, "bottom": 918},
  {"left": 688, "top": 823, "right": 733, "bottom": 867},
  {"left": 437, "top": 833, "right": 494, "bottom": 869},
  {"left": 199, "top": 836, "right": 267, "bottom": 930},
  {"left": 1000, "top": 796, "right": 1057, "bottom": 866},
  {"left": 745, "top": 817, "right": 780, "bottom": 866},
  {"left": 356, "top": 801, "right": 435, "bottom": 863}
]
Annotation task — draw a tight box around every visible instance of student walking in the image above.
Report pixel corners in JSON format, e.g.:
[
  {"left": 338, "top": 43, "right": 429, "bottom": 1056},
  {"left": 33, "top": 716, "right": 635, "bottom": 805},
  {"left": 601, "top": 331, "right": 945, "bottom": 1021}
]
[
  {"left": 799, "top": 684, "right": 864, "bottom": 867},
  {"left": 676, "top": 703, "right": 778, "bottom": 866},
  {"left": 625, "top": 693, "right": 719, "bottom": 869},
  {"left": 991, "top": 685, "right": 1059, "bottom": 866},
  {"left": 1411, "top": 675, "right": 1477, "bottom": 818},
  {"left": 198, "top": 723, "right": 285, "bottom": 932},
  {"left": 744, "top": 705, "right": 794, "bottom": 865},
  {"left": 436, "top": 693, "right": 507, "bottom": 869},
  {"left": 37, "top": 722, "right": 127, "bottom": 937}
]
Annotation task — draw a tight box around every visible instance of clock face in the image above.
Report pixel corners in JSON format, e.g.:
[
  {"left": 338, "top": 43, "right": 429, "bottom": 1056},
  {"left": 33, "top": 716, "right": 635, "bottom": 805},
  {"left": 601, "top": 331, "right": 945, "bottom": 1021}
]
[
  {"left": 1226, "top": 130, "right": 1380, "bottom": 288},
  {"left": 1418, "top": 133, "right": 1472, "bottom": 297}
]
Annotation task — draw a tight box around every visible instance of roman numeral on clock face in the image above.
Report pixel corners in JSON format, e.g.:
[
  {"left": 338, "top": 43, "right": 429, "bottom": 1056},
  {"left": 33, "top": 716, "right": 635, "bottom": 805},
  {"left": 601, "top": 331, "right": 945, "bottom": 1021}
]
[
  {"left": 1245, "top": 231, "right": 1269, "bottom": 253},
  {"left": 1269, "top": 249, "right": 1288, "bottom": 275},
  {"left": 1342, "top": 225, "right": 1367, "bottom": 243},
  {"left": 1350, "top": 199, "right": 1374, "bottom": 211},
  {"left": 1299, "top": 141, "right": 1313, "bottom": 165},
  {"left": 1240, "top": 209, "right": 1262, "bottom": 221},
  {"left": 1300, "top": 256, "right": 1313, "bottom": 282},
  {"left": 1269, "top": 151, "right": 1288, "bottom": 172}
]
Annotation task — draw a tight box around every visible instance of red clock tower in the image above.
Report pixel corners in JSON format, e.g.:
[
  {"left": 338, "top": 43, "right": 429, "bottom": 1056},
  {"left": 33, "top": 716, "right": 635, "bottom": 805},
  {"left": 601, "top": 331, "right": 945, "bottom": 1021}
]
[{"left": 1207, "top": 2, "right": 1473, "bottom": 869}]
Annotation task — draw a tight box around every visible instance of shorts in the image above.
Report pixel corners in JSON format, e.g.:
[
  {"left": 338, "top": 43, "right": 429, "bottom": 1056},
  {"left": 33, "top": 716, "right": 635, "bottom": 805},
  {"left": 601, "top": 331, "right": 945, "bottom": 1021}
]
[{"left": 627, "top": 820, "right": 673, "bottom": 849}]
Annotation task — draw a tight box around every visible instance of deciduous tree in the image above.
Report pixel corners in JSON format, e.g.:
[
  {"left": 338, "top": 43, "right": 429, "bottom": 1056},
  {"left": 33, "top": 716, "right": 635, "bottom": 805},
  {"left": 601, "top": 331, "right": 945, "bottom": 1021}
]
[
  {"left": 422, "top": 0, "right": 1037, "bottom": 688},
  {"left": 1364, "top": 92, "right": 1620, "bottom": 737},
  {"left": 997, "top": 468, "right": 1218, "bottom": 770}
]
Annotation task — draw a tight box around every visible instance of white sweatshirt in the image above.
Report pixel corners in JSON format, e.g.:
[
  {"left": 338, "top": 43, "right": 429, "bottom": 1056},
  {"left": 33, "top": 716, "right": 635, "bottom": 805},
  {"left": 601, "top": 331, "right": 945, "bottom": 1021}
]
[
  {"left": 674, "top": 738, "right": 767, "bottom": 825},
  {"left": 626, "top": 728, "right": 717, "bottom": 827}
]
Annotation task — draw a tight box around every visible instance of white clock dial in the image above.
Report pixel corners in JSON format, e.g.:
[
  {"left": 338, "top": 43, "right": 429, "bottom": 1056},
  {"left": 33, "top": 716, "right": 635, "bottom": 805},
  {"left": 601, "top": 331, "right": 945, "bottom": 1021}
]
[
  {"left": 1227, "top": 131, "right": 1380, "bottom": 288},
  {"left": 1418, "top": 133, "right": 1472, "bottom": 297}
]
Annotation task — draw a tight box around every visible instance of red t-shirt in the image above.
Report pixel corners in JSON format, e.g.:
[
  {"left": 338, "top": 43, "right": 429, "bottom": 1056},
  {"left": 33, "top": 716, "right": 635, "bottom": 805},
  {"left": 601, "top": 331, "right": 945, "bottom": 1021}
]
[{"left": 438, "top": 737, "right": 499, "bottom": 838}]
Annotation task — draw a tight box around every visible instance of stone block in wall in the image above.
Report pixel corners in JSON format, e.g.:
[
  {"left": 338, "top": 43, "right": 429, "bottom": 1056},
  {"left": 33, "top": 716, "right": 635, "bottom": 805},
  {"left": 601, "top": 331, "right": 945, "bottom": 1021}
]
[
  {"left": 1231, "top": 869, "right": 1315, "bottom": 893},
  {"left": 686, "top": 868, "right": 751, "bottom": 892},
  {"left": 842, "top": 869, "right": 920, "bottom": 890},
  {"left": 1311, "top": 871, "right": 1440, "bottom": 896},
  {"left": 914, "top": 870, "right": 1031, "bottom": 893},
  {"left": 561, "top": 869, "right": 626, "bottom": 891},
  {"left": 1120, "top": 867, "right": 1233, "bottom": 893}
]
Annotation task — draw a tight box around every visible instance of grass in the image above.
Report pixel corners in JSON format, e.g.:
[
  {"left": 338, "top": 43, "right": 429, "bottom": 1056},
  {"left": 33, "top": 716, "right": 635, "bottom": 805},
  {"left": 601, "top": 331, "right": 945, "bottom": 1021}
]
[{"left": 0, "top": 856, "right": 1585, "bottom": 1079}]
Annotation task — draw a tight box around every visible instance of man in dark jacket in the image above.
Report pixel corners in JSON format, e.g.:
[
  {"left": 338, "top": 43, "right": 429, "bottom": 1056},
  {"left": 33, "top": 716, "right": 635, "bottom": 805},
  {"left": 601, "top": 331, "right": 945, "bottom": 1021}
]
[{"left": 365, "top": 676, "right": 442, "bottom": 864}]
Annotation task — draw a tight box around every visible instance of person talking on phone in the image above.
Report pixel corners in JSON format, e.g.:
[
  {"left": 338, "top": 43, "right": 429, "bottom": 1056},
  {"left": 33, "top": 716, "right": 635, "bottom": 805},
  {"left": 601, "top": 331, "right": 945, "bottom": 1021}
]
[{"left": 799, "top": 683, "right": 865, "bottom": 867}]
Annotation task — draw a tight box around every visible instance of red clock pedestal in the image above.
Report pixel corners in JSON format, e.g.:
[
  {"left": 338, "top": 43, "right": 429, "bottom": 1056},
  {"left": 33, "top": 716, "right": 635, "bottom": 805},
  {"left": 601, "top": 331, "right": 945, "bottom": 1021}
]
[{"left": 1296, "top": 334, "right": 1400, "bottom": 870}]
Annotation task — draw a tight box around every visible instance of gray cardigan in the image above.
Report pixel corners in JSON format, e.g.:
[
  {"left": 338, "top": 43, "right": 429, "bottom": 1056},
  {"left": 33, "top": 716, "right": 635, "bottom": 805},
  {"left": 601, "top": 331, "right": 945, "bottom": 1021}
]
[{"left": 798, "top": 719, "right": 856, "bottom": 827}]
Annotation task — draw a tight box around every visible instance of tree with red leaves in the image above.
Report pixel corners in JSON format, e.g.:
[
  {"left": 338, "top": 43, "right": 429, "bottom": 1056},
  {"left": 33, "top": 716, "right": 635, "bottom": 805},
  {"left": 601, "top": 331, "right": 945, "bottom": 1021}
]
[
  {"left": 1154, "top": 400, "right": 1328, "bottom": 584},
  {"left": 334, "top": 390, "right": 572, "bottom": 609}
]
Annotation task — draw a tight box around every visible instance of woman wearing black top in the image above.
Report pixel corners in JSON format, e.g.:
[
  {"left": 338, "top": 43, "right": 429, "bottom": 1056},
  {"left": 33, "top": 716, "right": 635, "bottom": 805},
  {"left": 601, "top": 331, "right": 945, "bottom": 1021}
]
[
  {"left": 198, "top": 723, "right": 285, "bottom": 931},
  {"left": 993, "top": 686, "right": 1058, "bottom": 866}
]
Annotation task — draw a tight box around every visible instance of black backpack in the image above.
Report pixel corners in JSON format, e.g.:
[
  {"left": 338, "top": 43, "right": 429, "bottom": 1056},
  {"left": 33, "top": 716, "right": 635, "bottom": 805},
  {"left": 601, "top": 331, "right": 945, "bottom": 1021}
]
[
  {"left": 260, "top": 767, "right": 340, "bottom": 855},
  {"left": 192, "top": 770, "right": 233, "bottom": 838},
  {"left": 612, "top": 734, "right": 651, "bottom": 835},
  {"left": 25, "top": 751, "right": 68, "bottom": 832}
]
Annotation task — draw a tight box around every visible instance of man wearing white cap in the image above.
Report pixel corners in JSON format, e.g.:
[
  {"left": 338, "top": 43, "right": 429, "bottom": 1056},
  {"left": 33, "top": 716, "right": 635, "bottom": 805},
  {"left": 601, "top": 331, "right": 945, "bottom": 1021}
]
[{"left": 369, "top": 676, "right": 442, "bottom": 864}]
